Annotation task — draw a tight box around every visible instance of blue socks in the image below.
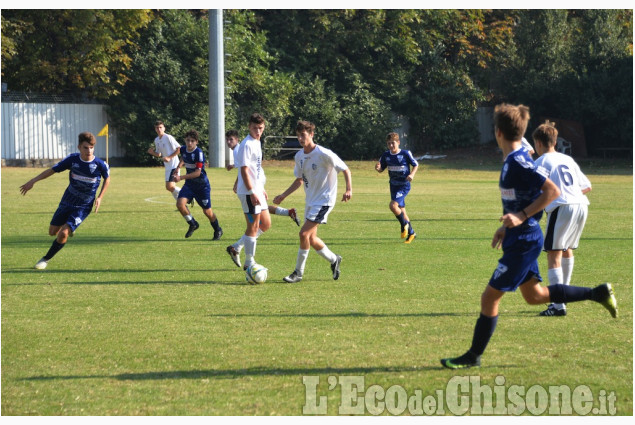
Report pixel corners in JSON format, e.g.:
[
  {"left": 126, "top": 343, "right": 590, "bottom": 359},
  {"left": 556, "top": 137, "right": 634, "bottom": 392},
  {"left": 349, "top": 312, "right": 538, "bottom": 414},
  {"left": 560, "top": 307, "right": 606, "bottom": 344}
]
[
  {"left": 469, "top": 313, "right": 498, "bottom": 356},
  {"left": 548, "top": 284, "right": 592, "bottom": 303}
]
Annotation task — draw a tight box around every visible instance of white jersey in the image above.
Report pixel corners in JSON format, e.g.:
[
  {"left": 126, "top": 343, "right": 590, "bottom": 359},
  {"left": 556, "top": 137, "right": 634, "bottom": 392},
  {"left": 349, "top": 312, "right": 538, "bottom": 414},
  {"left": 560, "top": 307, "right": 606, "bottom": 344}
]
[
  {"left": 154, "top": 133, "right": 181, "bottom": 168},
  {"left": 521, "top": 137, "right": 534, "bottom": 154},
  {"left": 534, "top": 152, "right": 591, "bottom": 213},
  {"left": 235, "top": 134, "right": 265, "bottom": 195},
  {"left": 294, "top": 145, "right": 348, "bottom": 207}
]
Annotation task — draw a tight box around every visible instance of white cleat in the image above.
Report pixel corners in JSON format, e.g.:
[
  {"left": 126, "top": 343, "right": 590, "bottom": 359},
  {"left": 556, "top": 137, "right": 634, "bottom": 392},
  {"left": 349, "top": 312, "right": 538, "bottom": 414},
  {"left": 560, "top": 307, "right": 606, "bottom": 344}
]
[{"left": 34, "top": 257, "right": 49, "bottom": 270}]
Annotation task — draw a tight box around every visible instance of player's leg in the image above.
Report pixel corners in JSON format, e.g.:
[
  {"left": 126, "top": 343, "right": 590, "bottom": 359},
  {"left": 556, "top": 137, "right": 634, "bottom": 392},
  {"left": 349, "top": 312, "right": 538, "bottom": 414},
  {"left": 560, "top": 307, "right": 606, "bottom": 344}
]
[
  {"left": 283, "top": 220, "right": 319, "bottom": 283},
  {"left": 198, "top": 186, "right": 222, "bottom": 240},
  {"left": 165, "top": 167, "right": 181, "bottom": 201},
  {"left": 178, "top": 187, "right": 199, "bottom": 238},
  {"left": 306, "top": 206, "right": 342, "bottom": 280},
  {"left": 36, "top": 205, "right": 86, "bottom": 269},
  {"left": 270, "top": 205, "right": 300, "bottom": 226},
  {"left": 243, "top": 211, "right": 261, "bottom": 269}
]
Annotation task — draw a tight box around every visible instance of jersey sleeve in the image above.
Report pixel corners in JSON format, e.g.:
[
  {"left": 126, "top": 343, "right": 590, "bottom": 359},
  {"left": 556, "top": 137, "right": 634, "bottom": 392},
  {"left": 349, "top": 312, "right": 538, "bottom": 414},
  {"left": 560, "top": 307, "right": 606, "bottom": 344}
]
[
  {"left": 52, "top": 155, "right": 74, "bottom": 173},
  {"left": 378, "top": 152, "right": 387, "bottom": 170},
  {"left": 100, "top": 159, "right": 111, "bottom": 178},
  {"left": 293, "top": 151, "right": 303, "bottom": 179},
  {"left": 576, "top": 165, "right": 591, "bottom": 191},
  {"left": 405, "top": 150, "right": 419, "bottom": 167},
  {"left": 168, "top": 135, "right": 180, "bottom": 152},
  {"left": 325, "top": 148, "right": 348, "bottom": 173},
  {"left": 195, "top": 149, "right": 205, "bottom": 168}
]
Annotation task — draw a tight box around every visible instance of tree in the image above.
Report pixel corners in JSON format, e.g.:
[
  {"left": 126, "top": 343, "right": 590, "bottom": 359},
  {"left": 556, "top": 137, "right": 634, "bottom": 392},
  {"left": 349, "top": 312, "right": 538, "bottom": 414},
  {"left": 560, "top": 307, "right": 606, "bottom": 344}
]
[{"left": 1, "top": 10, "right": 152, "bottom": 99}]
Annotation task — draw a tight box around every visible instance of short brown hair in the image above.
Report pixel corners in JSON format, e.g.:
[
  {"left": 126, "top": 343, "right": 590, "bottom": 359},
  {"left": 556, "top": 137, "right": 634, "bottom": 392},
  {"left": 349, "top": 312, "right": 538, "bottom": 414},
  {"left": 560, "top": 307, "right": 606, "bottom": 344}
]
[
  {"left": 493, "top": 104, "right": 530, "bottom": 142},
  {"left": 386, "top": 132, "right": 400, "bottom": 142},
  {"left": 532, "top": 121, "right": 558, "bottom": 148},
  {"left": 249, "top": 113, "right": 265, "bottom": 125},
  {"left": 225, "top": 129, "right": 239, "bottom": 139},
  {"left": 154, "top": 120, "right": 164, "bottom": 127},
  {"left": 78, "top": 132, "right": 96, "bottom": 146},
  {"left": 184, "top": 129, "right": 199, "bottom": 141},
  {"left": 295, "top": 120, "right": 315, "bottom": 134}
]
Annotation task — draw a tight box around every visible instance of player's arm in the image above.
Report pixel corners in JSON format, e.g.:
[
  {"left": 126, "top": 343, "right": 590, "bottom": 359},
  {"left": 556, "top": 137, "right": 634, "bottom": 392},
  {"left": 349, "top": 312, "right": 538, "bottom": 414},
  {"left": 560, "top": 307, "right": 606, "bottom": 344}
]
[
  {"left": 273, "top": 178, "right": 302, "bottom": 205},
  {"left": 240, "top": 165, "right": 260, "bottom": 205},
  {"left": 407, "top": 164, "right": 419, "bottom": 182},
  {"left": 94, "top": 175, "right": 111, "bottom": 213},
  {"left": 341, "top": 168, "right": 352, "bottom": 202},
  {"left": 148, "top": 145, "right": 161, "bottom": 158},
  {"left": 500, "top": 178, "right": 560, "bottom": 229},
  {"left": 19, "top": 168, "right": 56, "bottom": 195},
  {"left": 164, "top": 148, "right": 180, "bottom": 163}
]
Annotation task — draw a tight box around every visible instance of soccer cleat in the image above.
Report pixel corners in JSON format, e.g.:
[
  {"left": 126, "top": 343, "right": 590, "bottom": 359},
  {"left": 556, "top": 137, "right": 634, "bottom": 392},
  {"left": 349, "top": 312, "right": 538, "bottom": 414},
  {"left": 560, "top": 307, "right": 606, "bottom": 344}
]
[
  {"left": 185, "top": 220, "right": 199, "bottom": 238},
  {"left": 539, "top": 304, "right": 567, "bottom": 316},
  {"left": 226, "top": 246, "right": 241, "bottom": 268},
  {"left": 213, "top": 227, "right": 223, "bottom": 241},
  {"left": 34, "top": 257, "right": 49, "bottom": 270},
  {"left": 289, "top": 208, "right": 300, "bottom": 226},
  {"left": 405, "top": 232, "right": 416, "bottom": 244},
  {"left": 283, "top": 270, "right": 303, "bottom": 283},
  {"left": 440, "top": 351, "right": 481, "bottom": 369},
  {"left": 401, "top": 223, "right": 409, "bottom": 239},
  {"left": 595, "top": 283, "right": 618, "bottom": 318},
  {"left": 331, "top": 255, "right": 342, "bottom": 280}
]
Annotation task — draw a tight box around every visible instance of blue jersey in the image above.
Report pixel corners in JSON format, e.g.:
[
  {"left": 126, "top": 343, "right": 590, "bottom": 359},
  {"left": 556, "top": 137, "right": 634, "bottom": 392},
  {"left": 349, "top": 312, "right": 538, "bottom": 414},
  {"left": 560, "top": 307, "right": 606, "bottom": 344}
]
[
  {"left": 52, "top": 153, "right": 110, "bottom": 207},
  {"left": 499, "top": 148, "right": 548, "bottom": 239},
  {"left": 180, "top": 146, "right": 209, "bottom": 187},
  {"left": 379, "top": 149, "right": 418, "bottom": 186}
]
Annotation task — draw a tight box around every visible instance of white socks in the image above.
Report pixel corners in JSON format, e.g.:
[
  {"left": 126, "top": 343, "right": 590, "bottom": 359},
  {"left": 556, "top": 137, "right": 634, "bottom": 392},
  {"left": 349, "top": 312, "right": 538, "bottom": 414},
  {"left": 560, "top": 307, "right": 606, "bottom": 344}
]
[
  {"left": 172, "top": 187, "right": 180, "bottom": 200},
  {"left": 295, "top": 249, "right": 310, "bottom": 276},
  {"left": 562, "top": 256, "right": 574, "bottom": 286},
  {"left": 275, "top": 207, "right": 289, "bottom": 216},
  {"left": 316, "top": 245, "right": 337, "bottom": 264},
  {"left": 244, "top": 236, "right": 258, "bottom": 268},
  {"left": 548, "top": 267, "right": 566, "bottom": 310}
]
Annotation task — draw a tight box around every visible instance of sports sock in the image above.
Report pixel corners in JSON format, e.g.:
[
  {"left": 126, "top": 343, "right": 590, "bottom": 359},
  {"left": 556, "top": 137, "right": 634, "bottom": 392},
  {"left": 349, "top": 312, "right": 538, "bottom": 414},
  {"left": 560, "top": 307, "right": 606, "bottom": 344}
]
[
  {"left": 407, "top": 221, "right": 414, "bottom": 234},
  {"left": 172, "top": 187, "right": 180, "bottom": 200},
  {"left": 548, "top": 284, "right": 592, "bottom": 304},
  {"left": 275, "top": 207, "right": 289, "bottom": 216},
  {"left": 396, "top": 212, "right": 407, "bottom": 227},
  {"left": 469, "top": 313, "right": 498, "bottom": 356},
  {"left": 548, "top": 268, "right": 565, "bottom": 310},
  {"left": 210, "top": 219, "right": 220, "bottom": 231},
  {"left": 244, "top": 235, "right": 258, "bottom": 268},
  {"left": 44, "top": 240, "right": 66, "bottom": 261},
  {"left": 256, "top": 228, "right": 264, "bottom": 238},
  {"left": 184, "top": 214, "right": 193, "bottom": 222},
  {"left": 316, "top": 245, "right": 337, "bottom": 264},
  {"left": 295, "top": 249, "right": 310, "bottom": 276},
  {"left": 232, "top": 235, "right": 245, "bottom": 252},
  {"left": 562, "top": 257, "right": 574, "bottom": 286}
]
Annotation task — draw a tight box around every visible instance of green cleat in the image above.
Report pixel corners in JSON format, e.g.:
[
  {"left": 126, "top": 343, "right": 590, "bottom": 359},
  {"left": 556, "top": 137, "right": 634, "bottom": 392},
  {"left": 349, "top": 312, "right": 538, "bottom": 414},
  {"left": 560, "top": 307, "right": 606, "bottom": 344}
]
[
  {"left": 596, "top": 283, "right": 618, "bottom": 318},
  {"left": 440, "top": 351, "right": 481, "bottom": 369}
]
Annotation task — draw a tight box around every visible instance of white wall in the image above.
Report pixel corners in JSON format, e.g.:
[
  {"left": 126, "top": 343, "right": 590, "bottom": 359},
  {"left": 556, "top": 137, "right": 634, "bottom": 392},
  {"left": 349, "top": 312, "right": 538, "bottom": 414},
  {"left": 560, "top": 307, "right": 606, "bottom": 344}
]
[{"left": 1, "top": 102, "right": 124, "bottom": 161}]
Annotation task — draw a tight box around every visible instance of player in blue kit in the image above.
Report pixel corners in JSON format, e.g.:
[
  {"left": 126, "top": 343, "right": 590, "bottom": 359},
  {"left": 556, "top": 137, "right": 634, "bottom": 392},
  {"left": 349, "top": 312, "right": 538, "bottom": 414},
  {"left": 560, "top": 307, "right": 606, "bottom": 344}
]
[
  {"left": 375, "top": 132, "right": 419, "bottom": 243},
  {"left": 440, "top": 104, "right": 618, "bottom": 369},
  {"left": 20, "top": 132, "right": 111, "bottom": 270},
  {"left": 172, "top": 129, "right": 223, "bottom": 240}
]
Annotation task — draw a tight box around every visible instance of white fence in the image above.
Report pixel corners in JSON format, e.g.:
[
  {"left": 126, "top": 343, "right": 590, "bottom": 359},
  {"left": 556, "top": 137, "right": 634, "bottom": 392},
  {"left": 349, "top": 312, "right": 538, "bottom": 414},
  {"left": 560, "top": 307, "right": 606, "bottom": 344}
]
[{"left": 1, "top": 102, "right": 125, "bottom": 164}]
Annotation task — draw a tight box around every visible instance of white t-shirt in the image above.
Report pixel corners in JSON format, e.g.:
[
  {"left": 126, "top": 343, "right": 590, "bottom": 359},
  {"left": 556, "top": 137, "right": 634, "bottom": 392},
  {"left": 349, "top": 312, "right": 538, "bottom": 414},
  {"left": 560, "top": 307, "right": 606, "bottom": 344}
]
[
  {"left": 534, "top": 151, "right": 591, "bottom": 212},
  {"left": 521, "top": 137, "right": 534, "bottom": 154},
  {"left": 154, "top": 133, "right": 180, "bottom": 168},
  {"left": 235, "top": 134, "right": 265, "bottom": 195},
  {"left": 294, "top": 145, "right": 348, "bottom": 207}
]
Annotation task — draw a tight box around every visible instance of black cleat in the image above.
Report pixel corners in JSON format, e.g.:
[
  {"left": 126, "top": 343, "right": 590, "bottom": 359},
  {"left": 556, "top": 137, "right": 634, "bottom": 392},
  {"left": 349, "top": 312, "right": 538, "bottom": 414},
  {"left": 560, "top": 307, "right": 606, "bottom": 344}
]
[
  {"left": 283, "top": 270, "right": 303, "bottom": 283},
  {"left": 213, "top": 227, "right": 223, "bottom": 241},
  {"left": 539, "top": 304, "right": 567, "bottom": 316},
  {"left": 440, "top": 351, "right": 481, "bottom": 369},
  {"left": 185, "top": 220, "right": 199, "bottom": 238},
  {"left": 331, "top": 255, "right": 342, "bottom": 280}
]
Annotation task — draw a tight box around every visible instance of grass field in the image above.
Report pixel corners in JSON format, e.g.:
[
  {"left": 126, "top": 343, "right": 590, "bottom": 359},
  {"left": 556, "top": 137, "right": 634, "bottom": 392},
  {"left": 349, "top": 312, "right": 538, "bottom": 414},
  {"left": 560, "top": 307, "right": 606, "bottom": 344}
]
[{"left": 1, "top": 157, "right": 632, "bottom": 415}]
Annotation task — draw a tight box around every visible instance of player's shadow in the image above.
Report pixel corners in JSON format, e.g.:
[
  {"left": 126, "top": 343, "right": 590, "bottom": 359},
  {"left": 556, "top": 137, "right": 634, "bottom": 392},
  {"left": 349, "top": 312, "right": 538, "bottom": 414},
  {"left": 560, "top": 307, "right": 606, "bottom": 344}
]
[{"left": 208, "top": 312, "right": 472, "bottom": 319}]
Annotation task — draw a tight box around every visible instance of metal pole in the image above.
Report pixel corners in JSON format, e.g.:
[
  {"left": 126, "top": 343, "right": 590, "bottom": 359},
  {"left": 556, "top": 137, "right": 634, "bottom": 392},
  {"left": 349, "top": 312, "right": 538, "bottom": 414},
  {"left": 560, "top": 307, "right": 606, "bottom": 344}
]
[{"left": 208, "top": 9, "right": 225, "bottom": 168}]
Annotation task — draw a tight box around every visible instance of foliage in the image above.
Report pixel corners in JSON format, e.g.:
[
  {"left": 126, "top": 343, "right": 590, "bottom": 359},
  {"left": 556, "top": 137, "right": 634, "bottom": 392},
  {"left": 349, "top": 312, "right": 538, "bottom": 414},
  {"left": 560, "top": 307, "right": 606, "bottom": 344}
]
[
  {"left": 107, "top": 10, "right": 210, "bottom": 165},
  {"left": 1, "top": 10, "right": 152, "bottom": 99}
]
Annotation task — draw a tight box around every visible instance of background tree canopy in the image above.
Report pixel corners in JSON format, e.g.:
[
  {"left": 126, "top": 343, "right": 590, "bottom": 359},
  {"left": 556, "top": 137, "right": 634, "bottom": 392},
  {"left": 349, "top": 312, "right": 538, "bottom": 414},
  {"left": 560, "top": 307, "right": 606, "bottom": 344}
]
[{"left": 1, "top": 9, "right": 632, "bottom": 163}]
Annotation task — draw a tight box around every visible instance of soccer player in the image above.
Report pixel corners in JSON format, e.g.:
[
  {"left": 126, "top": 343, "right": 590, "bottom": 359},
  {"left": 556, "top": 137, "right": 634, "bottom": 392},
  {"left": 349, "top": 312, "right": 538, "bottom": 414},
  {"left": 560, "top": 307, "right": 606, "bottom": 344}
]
[
  {"left": 533, "top": 121, "right": 592, "bottom": 316},
  {"left": 273, "top": 120, "right": 352, "bottom": 283},
  {"left": 440, "top": 104, "right": 617, "bottom": 369},
  {"left": 19, "top": 132, "right": 111, "bottom": 270},
  {"left": 375, "top": 132, "right": 419, "bottom": 243},
  {"left": 147, "top": 120, "right": 182, "bottom": 201},
  {"left": 172, "top": 129, "right": 223, "bottom": 240},
  {"left": 225, "top": 114, "right": 271, "bottom": 271}
]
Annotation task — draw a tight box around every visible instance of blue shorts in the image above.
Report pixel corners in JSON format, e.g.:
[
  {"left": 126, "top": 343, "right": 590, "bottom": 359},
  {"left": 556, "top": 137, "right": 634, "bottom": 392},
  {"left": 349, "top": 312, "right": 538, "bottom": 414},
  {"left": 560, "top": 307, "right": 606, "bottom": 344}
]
[
  {"left": 488, "top": 226, "right": 543, "bottom": 292},
  {"left": 50, "top": 202, "right": 93, "bottom": 231},
  {"left": 179, "top": 183, "right": 212, "bottom": 210},
  {"left": 390, "top": 183, "right": 411, "bottom": 208}
]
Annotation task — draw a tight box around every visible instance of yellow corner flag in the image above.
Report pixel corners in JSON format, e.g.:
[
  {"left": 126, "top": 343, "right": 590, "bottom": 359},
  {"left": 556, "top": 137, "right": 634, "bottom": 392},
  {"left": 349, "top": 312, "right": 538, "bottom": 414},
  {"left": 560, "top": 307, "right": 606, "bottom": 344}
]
[{"left": 97, "top": 124, "right": 108, "bottom": 137}]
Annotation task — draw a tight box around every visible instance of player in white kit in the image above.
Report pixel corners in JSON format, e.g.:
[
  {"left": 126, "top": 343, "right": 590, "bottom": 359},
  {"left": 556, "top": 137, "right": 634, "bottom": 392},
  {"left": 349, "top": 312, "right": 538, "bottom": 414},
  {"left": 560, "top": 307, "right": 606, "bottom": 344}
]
[
  {"left": 533, "top": 121, "right": 592, "bottom": 316},
  {"left": 147, "top": 120, "right": 182, "bottom": 201},
  {"left": 274, "top": 121, "right": 352, "bottom": 283}
]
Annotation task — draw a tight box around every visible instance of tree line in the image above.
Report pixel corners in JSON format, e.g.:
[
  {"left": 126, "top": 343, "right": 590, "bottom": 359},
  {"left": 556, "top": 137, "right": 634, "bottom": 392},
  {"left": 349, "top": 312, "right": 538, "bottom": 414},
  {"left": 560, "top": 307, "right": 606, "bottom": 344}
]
[{"left": 2, "top": 9, "right": 632, "bottom": 164}]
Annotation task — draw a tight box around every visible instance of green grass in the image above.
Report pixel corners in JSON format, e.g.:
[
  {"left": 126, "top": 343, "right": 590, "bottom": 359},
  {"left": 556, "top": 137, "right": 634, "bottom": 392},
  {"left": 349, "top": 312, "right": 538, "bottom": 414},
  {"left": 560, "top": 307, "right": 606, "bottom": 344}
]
[{"left": 1, "top": 161, "right": 632, "bottom": 415}]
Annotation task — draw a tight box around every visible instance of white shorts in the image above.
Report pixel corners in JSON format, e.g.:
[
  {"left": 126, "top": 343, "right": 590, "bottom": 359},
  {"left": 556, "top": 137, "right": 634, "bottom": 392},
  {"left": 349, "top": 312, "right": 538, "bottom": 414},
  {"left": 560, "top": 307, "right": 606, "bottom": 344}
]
[
  {"left": 544, "top": 204, "right": 588, "bottom": 251},
  {"left": 305, "top": 205, "right": 333, "bottom": 224},
  {"left": 237, "top": 193, "right": 268, "bottom": 215},
  {"left": 165, "top": 165, "right": 180, "bottom": 182}
]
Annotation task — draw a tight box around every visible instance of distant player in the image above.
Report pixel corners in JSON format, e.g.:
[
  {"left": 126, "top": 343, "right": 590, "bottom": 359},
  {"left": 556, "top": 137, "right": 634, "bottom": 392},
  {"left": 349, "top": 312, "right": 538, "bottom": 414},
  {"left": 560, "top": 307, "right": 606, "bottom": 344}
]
[
  {"left": 19, "top": 132, "right": 111, "bottom": 270},
  {"left": 147, "top": 120, "right": 182, "bottom": 201},
  {"left": 225, "top": 114, "right": 271, "bottom": 271},
  {"left": 172, "top": 129, "right": 223, "bottom": 240},
  {"left": 273, "top": 120, "right": 352, "bottom": 283},
  {"left": 440, "top": 104, "right": 617, "bottom": 369},
  {"left": 533, "top": 121, "right": 592, "bottom": 316},
  {"left": 375, "top": 132, "right": 419, "bottom": 243}
]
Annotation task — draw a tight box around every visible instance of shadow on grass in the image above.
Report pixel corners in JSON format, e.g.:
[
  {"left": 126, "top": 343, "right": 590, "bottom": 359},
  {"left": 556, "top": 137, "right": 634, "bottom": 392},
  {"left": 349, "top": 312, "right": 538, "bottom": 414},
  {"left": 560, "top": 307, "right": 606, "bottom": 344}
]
[{"left": 209, "top": 312, "right": 473, "bottom": 318}]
